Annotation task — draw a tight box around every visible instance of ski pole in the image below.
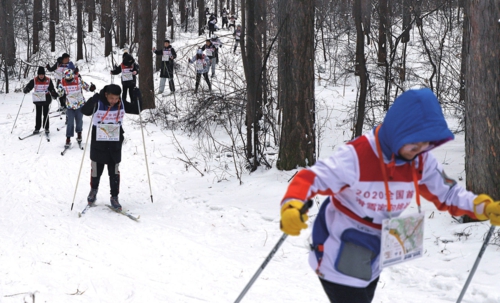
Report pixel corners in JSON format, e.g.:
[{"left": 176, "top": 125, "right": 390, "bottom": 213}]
[
  {"left": 11, "top": 94, "right": 27, "bottom": 134},
  {"left": 70, "top": 110, "right": 95, "bottom": 211},
  {"left": 234, "top": 200, "right": 313, "bottom": 303},
  {"left": 456, "top": 225, "right": 496, "bottom": 303},
  {"left": 136, "top": 89, "right": 154, "bottom": 203}
]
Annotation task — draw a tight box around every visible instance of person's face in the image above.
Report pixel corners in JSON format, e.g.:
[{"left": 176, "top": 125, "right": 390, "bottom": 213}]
[
  {"left": 37, "top": 74, "right": 45, "bottom": 80},
  {"left": 62, "top": 57, "right": 70, "bottom": 64},
  {"left": 205, "top": 41, "right": 210, "bottom": 46},
  {"left": 398, "top": 142, "right": 430, "bottom": 160},
  {"left": 164, "top": 42, "right": 170, "bottom": 48},
  {"left": 106, "top": 93, "right": 120, "bottom": 106}
]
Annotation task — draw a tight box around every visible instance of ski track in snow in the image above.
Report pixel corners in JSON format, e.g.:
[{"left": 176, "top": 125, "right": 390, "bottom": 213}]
[{"left": 1, "top": 32, "right": 500, "bottom": 303}]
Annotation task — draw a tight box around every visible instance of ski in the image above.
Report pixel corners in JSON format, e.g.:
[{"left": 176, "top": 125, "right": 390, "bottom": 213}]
[
  {"left": 61, "top": 143, "right": 72, "bottom": 156},
  {"left": 77, "top": 140, "right": 84, "bottom": 150},
  {"left": 19, "top": 133, "right": 39, "bottom": 140},
  {"left": 78, "top": 204, "right": 91, "bottom": 217},
  {"left": 106, "top": 205, "right": 140, "bottom": 221},
  {"left": 45, "top": 132, "right": 50, "bottom": 142}
]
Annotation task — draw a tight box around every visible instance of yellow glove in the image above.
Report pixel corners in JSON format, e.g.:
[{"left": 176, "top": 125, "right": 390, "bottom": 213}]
[
  {"left": 473, "top": 194, "right": 500, "bottom": 226},
  {"left": 280, "top": 200, "right": 309, "bottom": 236}
]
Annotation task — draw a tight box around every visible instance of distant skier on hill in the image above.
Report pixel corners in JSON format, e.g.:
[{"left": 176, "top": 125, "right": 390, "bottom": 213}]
[
  {"left": 153, "top": 40, "right": 177, "bottom": 95},
  {"left": 188, "top": 49, "right": 212, "bottom": 94},
  {"left": 110, "top": 53, "right": 139, "bottom": 102},
  {"left": 81, "top": 84, "right": 142, "bottom": 211},
  {"left": 201, "top": 39, "right": 218, "bottom": 78},
  {"left": 46, "top": 53, "right": 77, "bottom": 112},
  {"left": 228, "top": 15, "right": 237, "bottom": 31},
  {"left": 208, "top": 13, "right": 218, "bottom": 37},
  {"left": 221, "top": 8, "right": 228, "bottom": 29},
  {"left": 22, "top": 67, "right": 58, "bottom": 134},
  {"left": 233, "top": 25, "right": 242, "bottom": 53},
  {"left": 279, "top": 88, "right": 500, "bottom": 303}
]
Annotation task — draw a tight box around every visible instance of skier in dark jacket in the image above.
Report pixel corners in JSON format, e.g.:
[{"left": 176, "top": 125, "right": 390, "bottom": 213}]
[
  {"left": 221, "top": 8, "right": 228, "bottom": 29},
  {"left": 46, "top": 53, "right": 77, "bottom": 111},
  {"left": 208, "top": 14, "right": 218, "bottom": 37},
  {"left": 110, "top": 53, "right": 139, "bottom": 102},
  {"left": 80, "top": 84, "right": 141, "bottom": 211},
  {"left": 153, "top": 40, "right": 177, "bottom": 94},
  {"left": 23, "top": 67, "right": 58, "bottom": 134}
]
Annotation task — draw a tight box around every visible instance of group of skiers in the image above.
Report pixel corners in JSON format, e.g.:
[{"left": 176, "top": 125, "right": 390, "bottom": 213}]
[{"left": 22, "top": 52, "right": 142, "bottom": 212}]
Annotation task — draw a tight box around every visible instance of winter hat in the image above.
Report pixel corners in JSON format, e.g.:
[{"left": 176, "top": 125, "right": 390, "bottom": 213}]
[
  {"left": 62, "top": 53, "right": 70, "bottom": 59},
  {"left": 37, "top": 66, "right": 45, "bottom": 75},
  {"left": 164, "top": 39, "right": 170, "bottom": 44},
  {"left": 106, "top": 84, "right": 122, "bottom": 96},
  {"left": 123, "top": 53, "right": 135, "bottom": 65},
  {"left": 197, "top": 49, "right": 203, "bottom": 55}
]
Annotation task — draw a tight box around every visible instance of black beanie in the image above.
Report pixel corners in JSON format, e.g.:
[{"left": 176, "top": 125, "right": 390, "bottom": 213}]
[
  {"left": 62, "top": 53, "right": 70, "bottom": 59},
  {"left": 123, "top": 53, "right": 135, "bottom": 65},
  {"left": 37, "top": 66, "right": 45, "bottom": 75},
  {"left": 106, "top": 84, "right": 122, "bottom": 95},
  {"left": 164, "top": 39, "right": 170, "bottom": 43}
]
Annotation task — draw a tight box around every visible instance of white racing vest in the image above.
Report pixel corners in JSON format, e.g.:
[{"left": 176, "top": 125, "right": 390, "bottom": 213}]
[
  {"left": 92, "top": 100, "right": 125, "bottom": 142},
  {"left": 121, "top": 64, "right": 134, "bottom": 82},
  {"left": 54, "top": 63, "right": 70, "bottom": 81},
  {"left": 162, "top": 49, "right": 171, "bottom": 61},
  {"left": 33, "top": 77, "right": 50, "bottom": 102},
  {"left": 61, "top": 77, "right": 85, "bottom": 109}
]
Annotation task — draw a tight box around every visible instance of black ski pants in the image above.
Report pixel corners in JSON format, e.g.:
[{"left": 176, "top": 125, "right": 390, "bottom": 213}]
[
  {"left": 90, "top": 161, "right": 120, "bottom": 197},
  {"left": 35, "top": 103, "right": 50, "bottom": 131},
  {"left": 122, "top": 82, "right": 136, "bottom": 102},
  {"left": 195, "top": 72, "right": 211, "bottom": 91},
  {"left": 319, "top": 277, "right": 379, "bottom": 303}
]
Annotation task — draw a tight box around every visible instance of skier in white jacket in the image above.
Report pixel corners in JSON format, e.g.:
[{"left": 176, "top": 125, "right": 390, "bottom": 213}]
[{"left": 279, "top": 88, "right": 500, "bottom": 303}]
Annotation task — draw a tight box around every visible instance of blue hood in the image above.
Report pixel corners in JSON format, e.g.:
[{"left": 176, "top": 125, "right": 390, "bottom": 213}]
[{"left": 378, "top": 88, "right": 454, "bottom": 163}]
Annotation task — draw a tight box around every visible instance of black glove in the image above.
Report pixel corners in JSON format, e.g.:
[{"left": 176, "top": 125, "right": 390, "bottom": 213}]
[
  {"left": 45, "top": 64, "right": 51, "bottom": 70},
  {"left": 50, "top": 91, "right": 58, "bottom": 98},
  {"left": 89, "top": 83, "right": 96, "bottom": 92},
  {"left": 23, "top": 88, "right": 29, "bottom": 94},
  {"left": 74, "top": 67, "right": 79, "bottom": 74}
]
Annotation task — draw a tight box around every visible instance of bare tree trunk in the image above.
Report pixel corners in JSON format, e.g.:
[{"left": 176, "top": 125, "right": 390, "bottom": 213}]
[
  {"left": 88, "top": 0, "right": 95, "bottom": 32},
  {"left": 198, "top": 0, "right": 205, "bottom": 36},
  {"left": 156, "top": 0, "right": 166, "bottom": 71},
  {"left": 168, "top": 0, "right": 174, "bottom": 39},
  {"left": 33, "top": 0, "right": 43, "bottom": 54},
  {"left": 103, "top": 0, "right": 113, "bottom": 56},
  {"left": 276, "top": 0, "right": 315, "bottom": 170},
  {"left": 214, "top": 0, "right": 218, "bottom": 16},
  {"left": 180, "top": 0, "right": 186, "bottom": 24},
  {"left": 231, "top": 0, "right": 234, "bottom": 14},
  {"left": 119, "top": 0, "right": 127, "bottom": 48},
  {"left": 1, "top": 0, "right": 15, "bottom": 93},
  {"left": 464, "top": 0, "right": 500, "bottom": 220},
  {"left": 68, "top": 0, "right": 73, "bottom": 16},
  {"left": 50, "top": 0, "right": 57, "bottom": 51},
  {"left": 138, "top": 0, "right": 156, "bottom": 109},
  {"left": 353, "top": 0, "right": 368, "bottom": 138},
  {"left": 77, "top": 0, "right": 84, "bottom": 60}
]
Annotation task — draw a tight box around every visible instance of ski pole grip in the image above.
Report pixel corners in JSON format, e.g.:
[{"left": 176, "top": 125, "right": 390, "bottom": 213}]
[{"left": 299, "top": 200, "right": 313, "bottom": 221}]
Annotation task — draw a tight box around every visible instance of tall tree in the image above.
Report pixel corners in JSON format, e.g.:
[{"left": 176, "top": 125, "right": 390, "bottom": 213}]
[
  {"left": 33, "top": 0, "right": 43, "bottom": 54},
  {"left": 50, "top": 0, "right": 57, "bottom": 51},
  {"left": 77, "top": 0, "right": 84, "bottom": 60},
  {"left": 156, "top": 0, "right": 166, "bottom": 71},
  {"left": 87, "top": 0, "right": 95, "bottom": 32},
  {"left": 1, "top": 0, "right": 15, "bottom": 93},
  {"left": 464, "top": 1, "right": 500, "bottom": 208},
  {"left": 138, "top": 0, "right": 155, "bottom": 109},
  {"left": 276, "top": 0, "right": 315, "bottom": 170},
  {"left": 353, "top": 0, "right": 369, "bottom": 138},
  {"left": 102, "top": 0, "right": 112, "bottom": 56},
  {"left": 168, "top": 0, "right": 174, "bottom": 39},
  {"left": 180, "top": 0, "right": 186, "bottom": 29},
  {"left": 198, "top": 0, "right": 205, "bottom": 36},
  {"left": 118, "top": 0, "right": 127, "bottom": 48}
]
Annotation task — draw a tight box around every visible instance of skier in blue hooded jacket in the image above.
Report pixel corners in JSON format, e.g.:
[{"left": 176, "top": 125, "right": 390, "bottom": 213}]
[{"left": 279, "top": 88, "right": 500, "bottom": 303}]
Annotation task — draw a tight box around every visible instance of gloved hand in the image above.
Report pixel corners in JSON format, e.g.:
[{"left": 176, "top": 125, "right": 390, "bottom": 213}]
[
  {"left": 280, "top": 199, "right": 309, "bottom": 236},
  {"left": 45, "top": 64, "right": 51, "bottom": 69},
  {"left": 23, "top": 88, "right": 29, "bottom": 94},
  {"left": 474, "top": 194, "right": 500, "bottom": 225},
  {"left": 74, "top": 67, "right": 79, "bottom": 74},
  {"left": 89, "top": 83, "right": 96, "bottom": 92}
]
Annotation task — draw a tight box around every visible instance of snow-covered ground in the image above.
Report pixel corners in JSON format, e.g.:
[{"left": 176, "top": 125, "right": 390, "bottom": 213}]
[{"left": 1, "top": 29, "right": 500, "bottom": 303}]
